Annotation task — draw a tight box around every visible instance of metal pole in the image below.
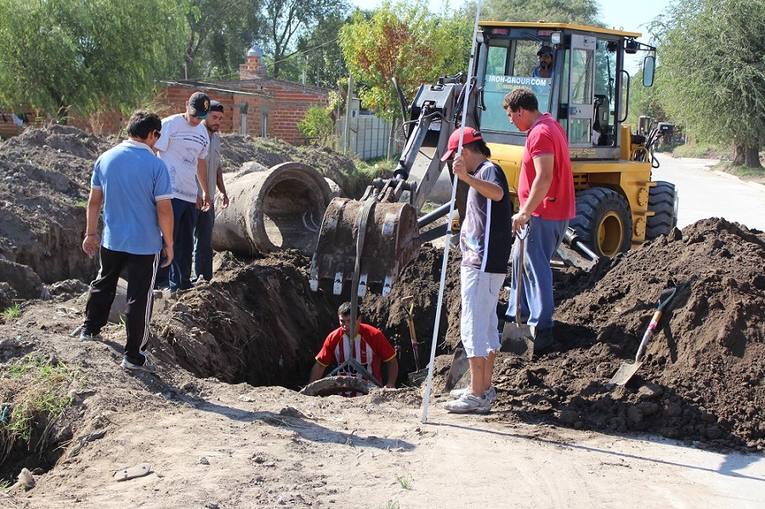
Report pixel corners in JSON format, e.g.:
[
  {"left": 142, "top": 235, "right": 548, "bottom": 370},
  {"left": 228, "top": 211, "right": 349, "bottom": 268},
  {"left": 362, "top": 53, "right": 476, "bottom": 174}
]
[
  {"left": 420, "top": 0, "right": 483, "bottom": 423},
  {"left": 344, "top": 75, "right": 354, "bottom": 155}
]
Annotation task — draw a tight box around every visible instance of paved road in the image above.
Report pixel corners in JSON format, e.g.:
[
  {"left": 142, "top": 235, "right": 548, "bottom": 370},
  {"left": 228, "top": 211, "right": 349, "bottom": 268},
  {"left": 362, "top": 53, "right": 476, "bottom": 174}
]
[{"left": 652, "top": 154, "right": 765, "bottom": 231}]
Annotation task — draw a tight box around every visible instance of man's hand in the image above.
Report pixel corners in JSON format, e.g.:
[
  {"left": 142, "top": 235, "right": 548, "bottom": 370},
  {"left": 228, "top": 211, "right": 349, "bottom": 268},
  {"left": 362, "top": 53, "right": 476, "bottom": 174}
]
[
  {"left": 512, "top": 210, "right": 531, "bottom": 234},
  {"left": 221, "top": 192, "right": 229, "bottom": 209},
  {"left": 160, "top": 243, "right": 174, "bottom": 268},
  {"left": 452, "top": 155, "right": 470, "bottom": 182},
  {"left": 197, "top": 192, "right": 211, "bottom": 212},
  {"left": 82, "top": 234, "right": 100, "bottom": 258}
]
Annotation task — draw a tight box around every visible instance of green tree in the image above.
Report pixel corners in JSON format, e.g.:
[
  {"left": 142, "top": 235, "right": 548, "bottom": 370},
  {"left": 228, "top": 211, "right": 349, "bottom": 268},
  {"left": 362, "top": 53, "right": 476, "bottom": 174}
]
[
  {"left": 298, "top": 105, "right": 335, "bottom": 146},
  {"left": 628, "top": 68, "right": 667, "bottom": 126},
  {"left": 658, "top": 0, "right": 765, "bottom": 167},
  {"left": 262, "top": 0, "right": 348, "bottom": 79},
  {"left": 483, "top": 0, "right": 600, "bottom": 24},
  {"left": 183, "top": 0, "right": 265, "bottom": 79},
  {"left": 0, "top": 0, "right": 187, "bottom": 121},
  {"left": 339, "top": 2, "right": 471, "bottom": 121}
]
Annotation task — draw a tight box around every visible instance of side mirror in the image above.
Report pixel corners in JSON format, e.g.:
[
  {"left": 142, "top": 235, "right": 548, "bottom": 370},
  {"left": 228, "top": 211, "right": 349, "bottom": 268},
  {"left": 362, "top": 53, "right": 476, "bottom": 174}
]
[{"left": 643, "top": 55, "right": 656, "bottom": 87}]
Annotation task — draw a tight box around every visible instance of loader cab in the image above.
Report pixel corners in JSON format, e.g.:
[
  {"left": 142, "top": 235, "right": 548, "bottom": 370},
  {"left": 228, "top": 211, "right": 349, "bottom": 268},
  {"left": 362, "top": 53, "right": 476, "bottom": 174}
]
[{"left": 475, "top": 22, "right": 655, "bottom": 160}]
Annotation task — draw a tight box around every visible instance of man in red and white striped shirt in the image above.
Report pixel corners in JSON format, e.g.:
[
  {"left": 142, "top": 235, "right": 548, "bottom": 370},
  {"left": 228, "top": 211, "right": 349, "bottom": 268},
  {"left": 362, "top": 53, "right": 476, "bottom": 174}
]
[{"left": 309, "top": 302, "right": 398, "bottom": 390}]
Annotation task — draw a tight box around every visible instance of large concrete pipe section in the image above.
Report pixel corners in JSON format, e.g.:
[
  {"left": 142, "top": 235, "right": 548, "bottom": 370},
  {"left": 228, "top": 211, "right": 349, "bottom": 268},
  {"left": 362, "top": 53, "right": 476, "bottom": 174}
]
[{"left": 212, "top": 162, "right": 333, "bottom": 256}]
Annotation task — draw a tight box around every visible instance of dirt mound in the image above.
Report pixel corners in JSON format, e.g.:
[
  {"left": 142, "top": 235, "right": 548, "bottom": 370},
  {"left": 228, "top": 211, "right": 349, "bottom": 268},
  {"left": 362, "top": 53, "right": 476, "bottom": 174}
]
[
  {"left": 154, "top": 250, "right": 337, "bottom": 389},
  {"left": 0, "top": 126, "right": 364, "bottom": 294},
  {"left": 219, "top": 134, "right": 370, "bottom": 197},
  {"left": 0, "top": 125, "right": 111, "bottom": 283},
  {"left": 363, "top": 245, "right": 465, "bottom": 375},
  {"left": 483, "top": 218, "right": 765, "bottom": 450}
]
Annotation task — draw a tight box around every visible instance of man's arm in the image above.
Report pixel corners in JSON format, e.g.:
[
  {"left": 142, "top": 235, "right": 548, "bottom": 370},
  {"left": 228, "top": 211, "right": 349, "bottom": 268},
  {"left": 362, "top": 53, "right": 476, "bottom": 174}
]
[
  {"left": 383, "top": 357, "right": 399, "bottom": 388},
  {"left": 309, "top": 362, "right": 327, "bottom": 383},
  {"left": 82, "top": 188, "right": 103, "bottom": 257},
  {"left": 452, "top": 156, "right": 504, "bottom": 201},
  {"left": 512, "top": 154, "right": 554, "bottom": 233},
  {"left": 156, "top": 198, "right": 174, "bottom": 268},
  {"left": 216, "top": 166, "right": 229, "bottom": 208},
  {"left": 197, "top": 158, "right": 210, "bottom": 211}
]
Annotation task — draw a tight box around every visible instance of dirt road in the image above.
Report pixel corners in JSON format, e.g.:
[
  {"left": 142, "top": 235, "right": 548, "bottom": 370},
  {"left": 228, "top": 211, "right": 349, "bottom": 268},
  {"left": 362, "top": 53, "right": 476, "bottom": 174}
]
[
  {"left": 652, "top": 154, "right": 765, "bottom": 231},
  {"left": 12, "top": 377, "right": 765, "bottom": 509}
]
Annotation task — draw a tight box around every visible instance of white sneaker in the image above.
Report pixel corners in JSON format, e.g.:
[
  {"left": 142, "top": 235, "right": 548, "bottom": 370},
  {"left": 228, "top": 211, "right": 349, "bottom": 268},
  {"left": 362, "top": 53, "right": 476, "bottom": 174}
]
[
  {"left": 444, "top": 392, "right": 491, "bottom": 414},
  {"left": 120, "top": 356, "right": 156, "bottom": 373},
  {"left": 449, "top": 386, "right": 497, "bottom": 404}
]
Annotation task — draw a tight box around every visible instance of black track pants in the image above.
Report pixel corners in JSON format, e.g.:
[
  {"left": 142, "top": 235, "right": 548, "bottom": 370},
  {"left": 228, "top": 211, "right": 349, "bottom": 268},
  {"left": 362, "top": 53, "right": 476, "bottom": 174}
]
[{"left": 83, "top": 247, "right": 159, "bottom": 365}]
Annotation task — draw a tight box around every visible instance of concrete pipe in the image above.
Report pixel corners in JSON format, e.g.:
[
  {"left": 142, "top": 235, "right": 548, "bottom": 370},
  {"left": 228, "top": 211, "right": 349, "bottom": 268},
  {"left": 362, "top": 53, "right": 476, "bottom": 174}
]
[{"left": 212, "top": 162, "right": 333, "bottom": 256}]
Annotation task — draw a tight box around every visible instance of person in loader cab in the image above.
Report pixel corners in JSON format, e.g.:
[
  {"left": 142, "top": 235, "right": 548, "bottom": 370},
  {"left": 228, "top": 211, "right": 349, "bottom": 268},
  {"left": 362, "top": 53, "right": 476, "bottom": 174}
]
[
  {"left": 503, "top": 87, "right": 575, "bottom": 352},
  {"left": 532, "top": 45, "right": 554, "bottom": 79},
  {"left": 308, "top": 302, "right": 398, "bottom": 392},
  {"left": 442, "top": 127, "right": 512, "bottom": 414}
]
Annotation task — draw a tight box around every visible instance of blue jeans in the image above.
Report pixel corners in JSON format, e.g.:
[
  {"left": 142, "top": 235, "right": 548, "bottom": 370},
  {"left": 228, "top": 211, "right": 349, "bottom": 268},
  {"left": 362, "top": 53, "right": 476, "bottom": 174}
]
[
  {"left": 193, "top": 206, "right": 215, "bottom": 281},
  {"left": 506, "top": 216, "right": 568, "bottom": 330},
  {"left": 162, "top": 198, "right": 197, "bottom": 291}
]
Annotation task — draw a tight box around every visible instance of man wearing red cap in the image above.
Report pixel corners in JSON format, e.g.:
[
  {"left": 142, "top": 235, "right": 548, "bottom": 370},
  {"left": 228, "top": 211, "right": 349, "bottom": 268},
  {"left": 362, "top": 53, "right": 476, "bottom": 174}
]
[
  {"left": 441, "top": 127, "right": 512, "bottom": 414},
  {"left": 503, "top": 88, "right": 575, "bottom": 352}
]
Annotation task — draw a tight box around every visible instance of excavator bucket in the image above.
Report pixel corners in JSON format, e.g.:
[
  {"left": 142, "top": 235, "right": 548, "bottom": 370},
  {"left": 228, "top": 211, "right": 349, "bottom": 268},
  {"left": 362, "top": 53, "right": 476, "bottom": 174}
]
[{"left": 309, "top": 197, "right": 419, "bottom": 296}]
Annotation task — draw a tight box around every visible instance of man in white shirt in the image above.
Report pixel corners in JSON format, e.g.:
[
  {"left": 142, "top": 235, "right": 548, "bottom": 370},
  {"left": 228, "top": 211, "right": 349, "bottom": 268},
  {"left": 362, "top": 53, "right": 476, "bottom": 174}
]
[{"left": 154, "top": 91, "right": 211, "bottom": 291}]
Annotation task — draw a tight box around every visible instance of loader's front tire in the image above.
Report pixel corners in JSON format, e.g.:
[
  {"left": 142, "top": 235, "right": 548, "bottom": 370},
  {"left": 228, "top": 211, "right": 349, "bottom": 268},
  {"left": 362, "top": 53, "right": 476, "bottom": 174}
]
[
  {"left": 646, "top": 181, "right": 678, "bottom": 240},
  {"left": 570, "top": 187, "right": 632, "bottom": 258}
]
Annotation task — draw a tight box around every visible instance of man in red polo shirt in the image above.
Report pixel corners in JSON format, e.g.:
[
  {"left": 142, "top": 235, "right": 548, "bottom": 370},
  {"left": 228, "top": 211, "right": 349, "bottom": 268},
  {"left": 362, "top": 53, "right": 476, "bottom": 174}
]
[
  {"left": 503, "top": 87, "right": 575, "bottom": 352},
  {"left": 308, "top": 302, "right": 398, "bottom": 391}
]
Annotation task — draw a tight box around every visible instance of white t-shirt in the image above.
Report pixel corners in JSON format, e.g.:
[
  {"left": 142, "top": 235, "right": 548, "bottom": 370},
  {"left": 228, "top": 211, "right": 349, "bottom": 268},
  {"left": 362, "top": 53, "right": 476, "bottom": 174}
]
[{"left": 155, "top": 114, "right": 210, "bottom": 203}]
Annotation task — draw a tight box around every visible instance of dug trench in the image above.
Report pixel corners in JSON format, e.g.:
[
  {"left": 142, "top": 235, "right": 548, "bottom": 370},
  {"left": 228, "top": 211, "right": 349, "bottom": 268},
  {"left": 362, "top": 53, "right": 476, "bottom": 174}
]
[{"left": 154, "top": 217, "right": 764, "bottom": 452}]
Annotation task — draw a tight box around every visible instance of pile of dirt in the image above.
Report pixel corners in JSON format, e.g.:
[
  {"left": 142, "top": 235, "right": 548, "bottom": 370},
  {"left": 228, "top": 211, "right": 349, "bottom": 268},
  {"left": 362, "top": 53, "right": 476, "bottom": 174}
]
[
  {"left": 0, "top": 125, "right": 110, "bottom": 285},
  {"left": 363, "top": 245, "right": 465, "bottom": 375},
  {"left": 218, "top": 135, "right": 371, "bottom": 198},
  {"left": 486, "top": 218, "right": 765, "bottom": 450},
  {"left": 154, "top": 250, "right": 337, "bottom": 389},
  {"left": 0, "top": 126, "right": 365, "bottom": 306}
]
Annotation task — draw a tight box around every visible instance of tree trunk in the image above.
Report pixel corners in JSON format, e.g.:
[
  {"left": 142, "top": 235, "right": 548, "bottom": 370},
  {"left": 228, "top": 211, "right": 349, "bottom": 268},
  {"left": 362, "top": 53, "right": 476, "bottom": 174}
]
[
  {"left": 732, "top": 144, "right": 746, "bottom": 165},
  {"left": 745, "top": 144, "right": 762, "bottom": 168},
  {"left": 386, "top": 119, "right": 397, "bottom": 160}
]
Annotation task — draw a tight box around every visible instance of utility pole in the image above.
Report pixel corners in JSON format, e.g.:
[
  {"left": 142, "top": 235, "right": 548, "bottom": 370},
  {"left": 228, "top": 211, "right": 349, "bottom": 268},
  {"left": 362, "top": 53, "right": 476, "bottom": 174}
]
[{"left": 343, "top": 74, "right": 354, "bottom": 156}]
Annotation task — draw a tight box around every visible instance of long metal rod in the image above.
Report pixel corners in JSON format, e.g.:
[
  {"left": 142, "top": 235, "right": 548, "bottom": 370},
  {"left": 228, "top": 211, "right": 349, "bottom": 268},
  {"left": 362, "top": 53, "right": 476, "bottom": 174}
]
[
  {"left": 420, "top": 0, "right": 483, "bottom": 423},
  {"left": 417, "top": 202, "right": 451, "bottom": 228}
]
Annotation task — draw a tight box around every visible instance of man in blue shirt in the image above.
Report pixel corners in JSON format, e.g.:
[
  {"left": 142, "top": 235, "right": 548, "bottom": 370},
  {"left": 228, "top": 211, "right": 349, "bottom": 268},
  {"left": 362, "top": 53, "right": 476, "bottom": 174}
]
[{"left": 80, "top": 111, "right": 174, "bottom": 373}]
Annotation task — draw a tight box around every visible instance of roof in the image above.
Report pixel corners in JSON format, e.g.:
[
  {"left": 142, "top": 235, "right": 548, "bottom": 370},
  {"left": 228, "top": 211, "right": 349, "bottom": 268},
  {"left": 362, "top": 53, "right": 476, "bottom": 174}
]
[{"left": 479, "top": 21, "right": 641, "bottom": 39}]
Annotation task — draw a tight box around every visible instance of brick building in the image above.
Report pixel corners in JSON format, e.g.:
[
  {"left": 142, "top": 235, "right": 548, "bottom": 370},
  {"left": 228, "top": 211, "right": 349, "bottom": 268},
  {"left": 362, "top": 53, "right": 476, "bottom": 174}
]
[
  {"left": 45, "top": 45, "right": 329, "bottom": 144},
  {"left": 157, "top": 46, "right": 330, "bottom": 144}
]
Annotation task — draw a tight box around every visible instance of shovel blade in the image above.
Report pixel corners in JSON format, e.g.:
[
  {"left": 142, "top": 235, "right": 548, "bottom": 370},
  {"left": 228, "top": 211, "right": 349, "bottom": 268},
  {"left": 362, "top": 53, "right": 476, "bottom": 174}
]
[
  {"left": 609, "top": 361, "right": 643, "bottom": 386},
  {"left": 500, "top": 323, "right": 535, "bottom": 360},
  {"left": 445, "top": 347, "right": 469, "bottom": 392}
]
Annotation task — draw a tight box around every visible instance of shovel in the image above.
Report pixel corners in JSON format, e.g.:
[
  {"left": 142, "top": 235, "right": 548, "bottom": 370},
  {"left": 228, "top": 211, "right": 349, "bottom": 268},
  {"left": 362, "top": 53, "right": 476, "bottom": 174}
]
[
  {"left": 501, "top": 225, "right": 535, "bottom": 359},
  {"left": 609, "top": 285, "right": 678, "bottom": 386}
]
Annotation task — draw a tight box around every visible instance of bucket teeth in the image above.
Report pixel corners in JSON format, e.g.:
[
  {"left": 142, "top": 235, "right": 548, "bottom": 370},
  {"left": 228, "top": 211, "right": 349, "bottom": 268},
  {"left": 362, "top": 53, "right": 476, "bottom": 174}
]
[{"left": 311, "top": 197, "right": 419, "bottom": 295}]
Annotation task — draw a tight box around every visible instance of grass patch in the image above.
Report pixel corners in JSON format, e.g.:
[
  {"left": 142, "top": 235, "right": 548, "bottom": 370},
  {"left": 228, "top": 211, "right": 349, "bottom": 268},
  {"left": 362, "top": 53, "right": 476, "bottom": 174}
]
[
  {"left": 383, "top": 501, "right": 400, "bottom": 509},
  {"left": 672, "top": 143, "right": 731, "bottom": 160},
  {"left": 75, "top": 199, "right": 89, "bottom": 208},
  {"left": 395, "top": 473, "right": 413, "bottom": 490},
  {"left": 1, "top": 356, "right": 79, "bottom": 464},
  {"left": 713, "top": 161, "right": 765, "bottom": 180},
  {"left": 0, "top": 304, "right": 20, "bottom": 321}
]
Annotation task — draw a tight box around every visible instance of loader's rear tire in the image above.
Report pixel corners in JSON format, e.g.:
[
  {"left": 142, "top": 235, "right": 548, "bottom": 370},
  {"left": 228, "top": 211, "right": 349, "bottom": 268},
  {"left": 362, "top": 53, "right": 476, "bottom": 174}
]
[
  {"left": 646, "top": 181, "right": 678, "bottom": 240},
  {"left": 570, "top": 187, "right": 632, "bottom": 258},
  {"left": 299, "top": 376, "right": 375, "bottom": 397}
]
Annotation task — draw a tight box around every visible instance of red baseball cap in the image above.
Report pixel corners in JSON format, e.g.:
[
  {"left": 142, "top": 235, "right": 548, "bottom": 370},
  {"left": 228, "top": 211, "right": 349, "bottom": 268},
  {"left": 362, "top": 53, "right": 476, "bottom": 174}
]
[{"left": 440, "top": 127, "right": 483, "bottom": 161}]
